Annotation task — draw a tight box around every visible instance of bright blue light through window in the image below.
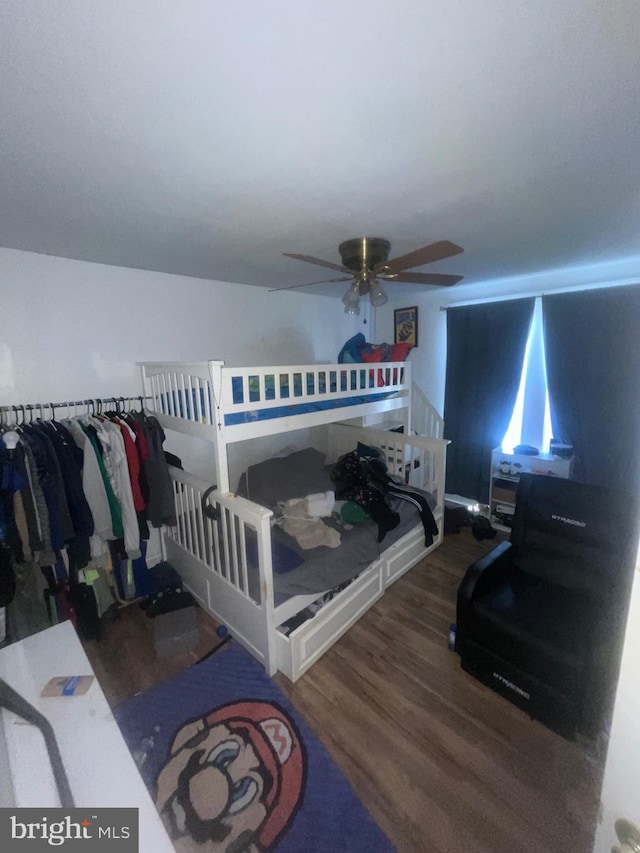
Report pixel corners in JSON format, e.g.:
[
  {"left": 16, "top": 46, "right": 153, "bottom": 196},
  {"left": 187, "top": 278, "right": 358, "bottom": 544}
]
[
  {"left": 501, "top": 328, "right": 530, "bottom": 455},
  {"left": 502, "top": 298, "right": 553, "bottom": 455}
]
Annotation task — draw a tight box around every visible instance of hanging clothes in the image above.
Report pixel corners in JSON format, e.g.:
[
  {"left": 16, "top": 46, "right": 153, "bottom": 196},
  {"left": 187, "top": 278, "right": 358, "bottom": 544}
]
[
  {"left": 16, "top": 439, "right": 54, "bottom": 566},
  {"left": 114, "top": 416, "right": 145, "bottom": 511},
  {"left": 1, "top": 397, "right": 177, "bottom": 640},
  {"left": 0, "top": 443, "right": 22, "bottom": 610},
  {"left": 22, "top": 425, "right": 77, "bottom": 561},
  {"left": 131, "top": 412, "right": 176, "bottom": 528},
  {"left": 89, "top": 416, "right": 140, "bottom": 559},
  {"left": 41, "top": 421, "right": 94, "bottom": 571},
  {"left": 80, "top": 421, "right": 124, "bottom": 541},
  {"left": 63, "top": 418, "right": 115, "bottom": 553}
]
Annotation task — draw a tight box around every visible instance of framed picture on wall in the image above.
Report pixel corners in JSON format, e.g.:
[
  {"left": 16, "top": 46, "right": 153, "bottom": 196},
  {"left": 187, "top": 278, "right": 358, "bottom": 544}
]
[{"left": 394, "top": 306, "right": 418, "bottom": 348}]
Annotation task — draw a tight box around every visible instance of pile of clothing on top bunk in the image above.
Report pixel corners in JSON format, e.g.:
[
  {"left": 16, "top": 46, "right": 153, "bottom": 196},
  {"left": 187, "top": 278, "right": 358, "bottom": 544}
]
[
  {"left": 0, "top": 405, "right": 175, "bottom": 642},
  {"left": 338, "top": 332, "right": 413, "bottom": 365}
]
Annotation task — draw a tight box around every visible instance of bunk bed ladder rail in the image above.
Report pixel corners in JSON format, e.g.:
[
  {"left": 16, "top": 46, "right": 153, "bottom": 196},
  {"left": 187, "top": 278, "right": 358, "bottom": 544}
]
[
  {"left": 164, "top": 465, "right": 278, "bottom": 674},
  {"left": 411, "top": 382, "right": 444, "bottom": 439}
]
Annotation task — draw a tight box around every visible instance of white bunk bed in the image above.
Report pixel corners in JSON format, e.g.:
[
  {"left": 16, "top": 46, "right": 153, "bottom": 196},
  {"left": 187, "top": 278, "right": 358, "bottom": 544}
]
[{"left": 139, "top": 359, "right": 448, "bottom": 681}]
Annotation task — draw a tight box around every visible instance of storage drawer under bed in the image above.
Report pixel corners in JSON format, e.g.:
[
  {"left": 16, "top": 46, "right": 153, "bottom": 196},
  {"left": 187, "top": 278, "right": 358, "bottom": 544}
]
[
  {"left": 383, "top": 519, "right": 442, "bottom": 587},
  {"left": 275, "top": 561, "right": 384, "bottom": 682}
]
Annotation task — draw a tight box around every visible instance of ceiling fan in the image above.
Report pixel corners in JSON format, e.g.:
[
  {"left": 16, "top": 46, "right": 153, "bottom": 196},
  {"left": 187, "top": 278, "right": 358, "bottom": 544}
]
[{"left": 271, "top": 237, "right": 464, "bottom": 314}]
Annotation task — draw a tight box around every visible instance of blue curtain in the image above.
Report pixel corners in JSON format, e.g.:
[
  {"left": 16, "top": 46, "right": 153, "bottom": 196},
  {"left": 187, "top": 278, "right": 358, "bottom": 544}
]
[
  {"left": 543, "top": 285, "right": 640, "bottom": 493},
  {"left": 443, "top": 298, "right": 535, "bottom": 503}
]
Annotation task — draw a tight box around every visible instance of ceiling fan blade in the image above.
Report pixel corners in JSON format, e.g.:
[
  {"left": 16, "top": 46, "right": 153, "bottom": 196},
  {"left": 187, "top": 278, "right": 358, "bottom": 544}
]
[
  {"left": 269, "top": 276, "right": 353, "bottom": 293},
  {"left": 387, "top": 271, "right": 464, "bottom": 287},
  {"left": 284, "top": 253, "right": 351, "bottom": 274},
  {"left": 381, "top": 240, "right": 464, "bottom": 273}
]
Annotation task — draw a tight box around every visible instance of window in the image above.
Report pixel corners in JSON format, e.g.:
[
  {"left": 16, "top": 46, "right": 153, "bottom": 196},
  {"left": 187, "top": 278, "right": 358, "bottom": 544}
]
[{"left": 502, "top": 297, "right": 553, "bottom": 454}]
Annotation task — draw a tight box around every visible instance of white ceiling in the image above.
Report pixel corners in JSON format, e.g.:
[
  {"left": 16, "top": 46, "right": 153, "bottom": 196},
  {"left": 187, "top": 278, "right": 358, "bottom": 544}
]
[{"left": 2, "top": 0, "right": 639, "bottom": 299}]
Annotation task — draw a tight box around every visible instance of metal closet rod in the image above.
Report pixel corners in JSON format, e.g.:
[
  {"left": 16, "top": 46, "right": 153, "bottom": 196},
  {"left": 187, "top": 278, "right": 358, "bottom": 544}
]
[{"left": 0, "top": 396, "right": 153, "bottom": 415}]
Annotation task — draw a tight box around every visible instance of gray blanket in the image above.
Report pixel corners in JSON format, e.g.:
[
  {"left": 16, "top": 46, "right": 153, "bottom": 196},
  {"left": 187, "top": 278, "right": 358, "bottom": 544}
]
[{"left": 237, "top": 447, "right": 434, "bottom": 606}]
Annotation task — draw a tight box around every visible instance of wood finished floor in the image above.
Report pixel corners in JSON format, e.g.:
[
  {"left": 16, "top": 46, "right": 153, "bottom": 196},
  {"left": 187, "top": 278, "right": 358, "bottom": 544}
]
[{"left": 83, "top": 529, "right": 604, "bottom": 853}]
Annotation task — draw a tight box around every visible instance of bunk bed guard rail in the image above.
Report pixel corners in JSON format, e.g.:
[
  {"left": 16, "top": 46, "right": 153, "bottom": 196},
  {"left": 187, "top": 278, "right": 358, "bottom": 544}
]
[
  {"left": 166, "top": 464, "right": 279, "bottom": 674},
  {"left": 139, "top": 360, "right": 412, "bottom": 491}
]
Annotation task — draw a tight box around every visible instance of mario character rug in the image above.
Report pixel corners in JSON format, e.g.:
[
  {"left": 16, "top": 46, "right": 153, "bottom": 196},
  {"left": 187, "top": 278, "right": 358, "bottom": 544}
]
[{"left": 114, "top": 642, "right": 395, "bottom": 853}]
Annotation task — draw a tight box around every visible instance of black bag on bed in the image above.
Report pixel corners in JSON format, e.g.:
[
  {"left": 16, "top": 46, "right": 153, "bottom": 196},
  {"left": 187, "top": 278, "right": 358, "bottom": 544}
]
[
  {"left": 330, "top": 448, "right": 400, "bottom": 543},
  {"left": 331, "top": 443, "right": 439, "bottom": 547}
]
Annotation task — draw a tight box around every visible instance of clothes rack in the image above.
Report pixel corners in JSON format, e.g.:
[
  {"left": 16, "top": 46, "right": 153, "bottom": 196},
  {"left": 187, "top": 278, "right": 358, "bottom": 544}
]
[
  {"left": 0, "top": 396, "right": 153, "bottom": 426},
  {"left": 0, "top": 394, "right": 173, "bottom": 642}
]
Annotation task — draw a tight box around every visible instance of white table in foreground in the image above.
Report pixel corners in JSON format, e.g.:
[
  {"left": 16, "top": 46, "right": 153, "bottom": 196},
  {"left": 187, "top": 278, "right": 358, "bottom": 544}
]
[{"left": 0, "top": 620, "right": 174, "bottom": 851}]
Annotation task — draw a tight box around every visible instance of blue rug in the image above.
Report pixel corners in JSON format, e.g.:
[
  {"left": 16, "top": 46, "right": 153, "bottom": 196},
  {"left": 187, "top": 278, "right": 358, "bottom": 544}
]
[{"left": 114, "top": 642, "right": 395, "bottom": 852}]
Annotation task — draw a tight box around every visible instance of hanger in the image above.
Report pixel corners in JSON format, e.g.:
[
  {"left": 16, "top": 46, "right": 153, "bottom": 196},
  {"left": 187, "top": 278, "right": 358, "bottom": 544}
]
[{"left": 45, "top": 402, "right": 64, "bottom": 433}]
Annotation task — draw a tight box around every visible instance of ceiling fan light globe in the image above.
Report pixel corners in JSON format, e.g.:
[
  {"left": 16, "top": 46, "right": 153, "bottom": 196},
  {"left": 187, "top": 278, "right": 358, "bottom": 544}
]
[
  {"left": 369, "top": 279, "right": 388, "bottom": 307},
  {"left": 342, "top": 282, "right": 361, "bottom": 314},
  {"left": 370, "top": 292, "right": 388, "bottom": 307}
]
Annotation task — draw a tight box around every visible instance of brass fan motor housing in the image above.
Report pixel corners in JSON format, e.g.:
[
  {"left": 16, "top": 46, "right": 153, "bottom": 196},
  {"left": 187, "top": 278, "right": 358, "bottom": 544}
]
[
  {"left": 338, "top": 238, "right": 390, "bottom": 272},
  {"left": 338, "top": 238, "right": 391, "bottom": 295}
]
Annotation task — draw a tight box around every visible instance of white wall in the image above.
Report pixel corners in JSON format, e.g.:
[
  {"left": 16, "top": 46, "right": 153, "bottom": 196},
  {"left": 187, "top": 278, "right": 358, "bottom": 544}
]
[
  {"left": 592, "top": 564, "right": 640, "bottom": 852},
  {"left": 0, "top": 247, "right": 361, "bottom": 486},
  {"left": 375, "top": 256, "right": 640, "bottom": 416}
]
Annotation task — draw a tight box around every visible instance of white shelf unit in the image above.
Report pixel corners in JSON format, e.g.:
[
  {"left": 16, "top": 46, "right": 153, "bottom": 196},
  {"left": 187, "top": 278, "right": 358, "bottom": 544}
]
[{"left": 490, "top": 447, "right": 574, "bottom": 530}]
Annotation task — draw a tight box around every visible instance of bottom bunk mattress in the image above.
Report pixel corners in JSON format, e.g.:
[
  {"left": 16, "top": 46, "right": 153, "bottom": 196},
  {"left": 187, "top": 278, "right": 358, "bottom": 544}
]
[{"left": 236, "top": 446, "right": 436, "bottom": 606}]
